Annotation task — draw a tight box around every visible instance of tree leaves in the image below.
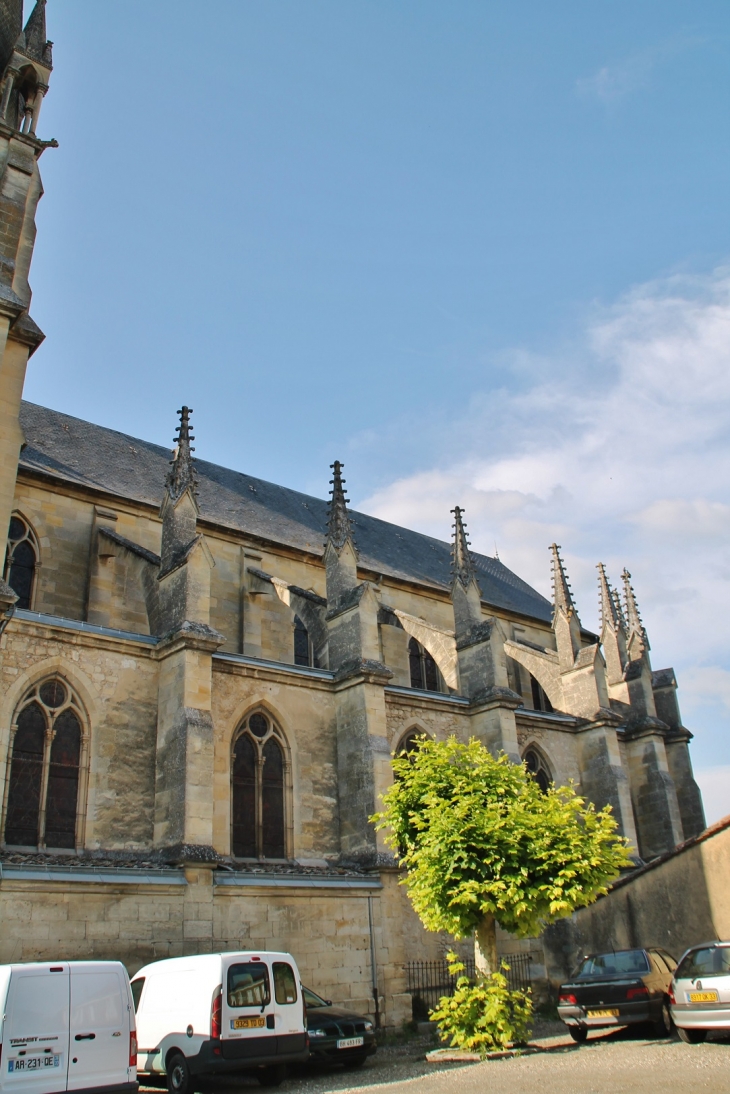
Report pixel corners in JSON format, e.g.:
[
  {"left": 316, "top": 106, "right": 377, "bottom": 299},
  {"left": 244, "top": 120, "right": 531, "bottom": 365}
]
[{"left": 372, "top": 736, "right": 632, "bottom": 939}]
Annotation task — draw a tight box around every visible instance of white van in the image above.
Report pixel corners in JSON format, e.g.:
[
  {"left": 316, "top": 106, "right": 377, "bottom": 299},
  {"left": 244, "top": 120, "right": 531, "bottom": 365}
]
[
  {"left": 132, "top": 951, "right": 307, "bottom": 1090},
  {"left": 0, "top": 961, "right": 137, "bottom": 1094}
]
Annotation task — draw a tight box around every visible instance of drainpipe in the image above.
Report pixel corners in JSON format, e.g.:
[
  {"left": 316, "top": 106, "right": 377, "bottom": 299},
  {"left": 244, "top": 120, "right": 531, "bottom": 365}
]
[{"left": 367, "top": 895, "right": 381, "bottom": 1029}]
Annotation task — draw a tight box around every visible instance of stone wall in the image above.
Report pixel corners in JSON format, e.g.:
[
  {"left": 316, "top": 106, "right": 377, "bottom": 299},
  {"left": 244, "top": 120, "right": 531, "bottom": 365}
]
[
  {"left": 542, "top": 816, "right": 730, "bottom": 985},
  {"left": 0, "top": 866, "right": 448, "bottom": 1028}
]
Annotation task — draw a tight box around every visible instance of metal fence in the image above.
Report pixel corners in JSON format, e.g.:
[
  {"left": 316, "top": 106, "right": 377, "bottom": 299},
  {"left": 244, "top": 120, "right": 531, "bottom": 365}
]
[{"left": 404, "top": 955, "right": 532, "bottom": 1018}]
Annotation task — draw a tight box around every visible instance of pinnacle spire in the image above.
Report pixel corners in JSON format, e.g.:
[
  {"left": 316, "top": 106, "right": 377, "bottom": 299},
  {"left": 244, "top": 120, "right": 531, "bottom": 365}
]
[
  {"left": 165, "top": 406, "right": 198, "bottom": 503},
  {"left": 597, "top": 563, "right": 623, "bottom": 632},
  {"left": 451, "top": 506, "right": 477, "bottom": 589},
  {"left": 326, "top": 460, "right": 355, "bottom": 551},
  {"left": 22, "top": 0, "right": 50, "bottom": 63},
  {"left": 622, "top": 568, "right": 649, "bottom": 648},
  {"left": 550, "top": 544, "right": 579, "bottom": 620}
]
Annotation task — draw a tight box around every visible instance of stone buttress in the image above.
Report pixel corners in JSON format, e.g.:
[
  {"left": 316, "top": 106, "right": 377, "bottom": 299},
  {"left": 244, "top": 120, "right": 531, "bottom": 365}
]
[
  {"left": 324, "top": 461, "right": 393, "bottom": 866},
  {"left": 0, "top": 0, "right": 54, "bottom": 622},
  {"left": 450, "top": 507, "right": 521, "bottom": 762},
  {"left": 153, "top": 407, "right": 223, "bottom": 859}
]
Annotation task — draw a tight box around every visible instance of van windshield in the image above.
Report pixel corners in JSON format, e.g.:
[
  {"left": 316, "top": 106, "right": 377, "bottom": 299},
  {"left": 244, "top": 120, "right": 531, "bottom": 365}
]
[
  {"left": 227, "top": 963, "right": 271, "bottom": 1008},
  {"left": 676, "top": 947, "right": 730, "bottom": 980}
]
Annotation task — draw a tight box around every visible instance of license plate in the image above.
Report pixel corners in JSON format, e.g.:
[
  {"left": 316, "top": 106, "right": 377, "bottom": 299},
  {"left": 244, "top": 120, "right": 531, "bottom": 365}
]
[
  {"left": 689, "top": 991, "right": 719, "bottom": 1003},
  {"left": 337, "top": 1036, "right": 364, "bottom": 1049},
  {"left": 231, "top": 1016, "right": 266, "bottom": 1029},
  {"left": 8, "top": 1056, "right": 61, "bottom": 1073},
  {"left": 587, "top": 1008, "right": 620, "bottom": 1018}
]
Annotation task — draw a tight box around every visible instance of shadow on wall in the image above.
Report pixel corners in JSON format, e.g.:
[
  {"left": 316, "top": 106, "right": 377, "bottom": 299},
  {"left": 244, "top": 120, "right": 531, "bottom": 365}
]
[{"left": 543, "top": 815, "right": 730, "bottom": 983}]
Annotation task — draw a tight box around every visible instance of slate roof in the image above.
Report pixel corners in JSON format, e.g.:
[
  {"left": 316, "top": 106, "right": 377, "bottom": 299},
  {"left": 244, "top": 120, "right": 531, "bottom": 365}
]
[{"left": 18, "top": 402, "right": 553, "bottom": 624}]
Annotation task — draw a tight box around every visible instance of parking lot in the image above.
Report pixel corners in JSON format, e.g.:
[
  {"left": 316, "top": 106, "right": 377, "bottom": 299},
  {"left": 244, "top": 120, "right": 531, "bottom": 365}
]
[{"left": 147, "top": 1024, "right": 730, "bottom": 1094}]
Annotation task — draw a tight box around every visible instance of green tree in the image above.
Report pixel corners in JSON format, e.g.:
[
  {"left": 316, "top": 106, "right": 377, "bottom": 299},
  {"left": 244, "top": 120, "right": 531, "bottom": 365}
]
[{"left": 373, "top": 736, "right": 631, "bottom": 977}]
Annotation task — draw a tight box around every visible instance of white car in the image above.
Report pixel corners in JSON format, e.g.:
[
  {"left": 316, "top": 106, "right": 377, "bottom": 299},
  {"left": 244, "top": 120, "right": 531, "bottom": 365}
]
[
  {"left": 670, "top": 941, "right": 730, "bottom": 1043},
  {"left": 0, "top": 960, "right": 137, "bottom": 1094},
  {"left": 132, "top": 951, "right": 307, "bottom": 1090}
]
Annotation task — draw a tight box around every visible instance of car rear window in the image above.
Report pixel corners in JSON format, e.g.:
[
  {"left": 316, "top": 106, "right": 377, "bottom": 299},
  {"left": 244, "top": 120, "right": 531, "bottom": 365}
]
[
  {"left": 575, "top": 950, "right": 650, "bottom": 977},
  {"left": 227, "top": 963, "right": 271, "bottom": 1008},
  {"left": 273, "top": 963, "right": 297, "bottom": 1005},
  {"left": 676, "top": 947, "right": 730, "bottom": 980}
]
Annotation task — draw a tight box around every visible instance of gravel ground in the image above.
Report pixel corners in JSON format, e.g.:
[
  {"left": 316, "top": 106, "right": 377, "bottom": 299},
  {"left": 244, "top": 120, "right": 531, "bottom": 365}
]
[{"left": 139, "top": 1021, "right": 730, "bottom": 1094}]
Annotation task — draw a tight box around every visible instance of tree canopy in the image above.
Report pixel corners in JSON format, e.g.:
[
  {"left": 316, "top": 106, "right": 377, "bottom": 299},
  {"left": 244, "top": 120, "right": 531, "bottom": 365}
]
[{"left": 373, "top": 736, "right": 632, "bottom": 941}]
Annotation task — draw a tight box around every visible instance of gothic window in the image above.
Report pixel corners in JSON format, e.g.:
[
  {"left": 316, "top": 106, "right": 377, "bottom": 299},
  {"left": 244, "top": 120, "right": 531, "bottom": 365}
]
[
  {"left": 293, "top": 616, "right": 312, "bottom": 667},
  {"left": 3, "top": 515, "right": 38, "bottom": 610},
  {"left": 3, "top": 679, "right": 86, "bottom": 849},
  {"left": 396, "top": 729, "right": 430, "bottom": 760},
  {"left": 523, "top": 747, "right": 552, "bottom": 794},
  {"left": 530, "top": 674, "right": 553, "bottom": 713},
  {"left": 231, "top": 711, "right": 288, "bottom": 860},
  {"left": 408, "top": 638, "right": 442, "bottom": 692}
]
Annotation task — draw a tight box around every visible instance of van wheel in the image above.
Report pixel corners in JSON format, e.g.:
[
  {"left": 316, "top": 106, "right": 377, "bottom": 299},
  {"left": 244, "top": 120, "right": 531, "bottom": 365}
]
[
  {"left": 257, "top": 1063, "right": 287, "bottom": 1087},
  {"left": 569, "top": 1027, "right": 588, "bottom": 1044},
  {"left": 677, "top": 1027, "right": 707, "bottom": 1044},
  {"left": 167, "top": 1053, "right": 193, "bottom": 1094}
]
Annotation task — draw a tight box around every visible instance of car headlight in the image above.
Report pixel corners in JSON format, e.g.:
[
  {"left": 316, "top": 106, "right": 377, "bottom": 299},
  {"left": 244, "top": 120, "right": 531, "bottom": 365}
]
[{"left": 308, "top": 1029, "right": 327, "bottom": 1038}]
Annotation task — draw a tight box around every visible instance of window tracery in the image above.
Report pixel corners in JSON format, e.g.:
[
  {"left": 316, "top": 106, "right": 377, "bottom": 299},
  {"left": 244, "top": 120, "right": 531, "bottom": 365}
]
[
  {"left": 3, "top": 678, "right": 87, "bottom": 849},
  {"left": 523, "top": 746, "right": 552, "bottom": 793},
  {"left": 231, "top": 711, "right": 289, "bottom": 860},
  {"left": 3, "top": 514, "right": 38, "bottom": 610}
]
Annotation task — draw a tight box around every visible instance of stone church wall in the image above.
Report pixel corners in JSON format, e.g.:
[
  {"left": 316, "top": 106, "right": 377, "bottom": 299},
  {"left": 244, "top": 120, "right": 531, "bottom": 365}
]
[{"left": 0, "top": 618, "right": 159, "bottom": 849}]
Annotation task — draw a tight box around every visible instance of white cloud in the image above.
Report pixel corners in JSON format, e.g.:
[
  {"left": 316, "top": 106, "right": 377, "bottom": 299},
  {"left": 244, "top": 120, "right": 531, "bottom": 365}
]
[
  {"left": 576, "top": 37, "right": 704, "bottom": 105},
  {"left": 693, "top": 767, "right": 730, "bottom": 828},
  {"left": 360, "top": 268, "right": 730, "bottom": 769}
]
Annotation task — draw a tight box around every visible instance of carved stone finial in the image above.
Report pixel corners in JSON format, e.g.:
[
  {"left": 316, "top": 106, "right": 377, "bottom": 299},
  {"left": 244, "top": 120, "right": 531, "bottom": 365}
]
[
  {"left": 597, "top": 563, "right": 624, "bottom": 632},
  {"left": 22, "top": 0, "right": 50, "bottom": 65},
  {"left": 165, "top": 406, "right": 198, "bottom": 503},
  {"left": 451, "top": 506, "right": 476, "bottom": 590},
  {"left": 326, "top": 460, "right": 355, "bottom": 551},
  {"left": 550, "top": 543, "right": 579, "bottom": 619},
  {"left": 622, "top": 568, "right": 649, "bottom": 649}
]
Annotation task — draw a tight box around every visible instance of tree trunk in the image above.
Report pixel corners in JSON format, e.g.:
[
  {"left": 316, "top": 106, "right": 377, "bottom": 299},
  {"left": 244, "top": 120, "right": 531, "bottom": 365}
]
[{"left": 474, "top": 914, "right": 498, "bottom": 978}]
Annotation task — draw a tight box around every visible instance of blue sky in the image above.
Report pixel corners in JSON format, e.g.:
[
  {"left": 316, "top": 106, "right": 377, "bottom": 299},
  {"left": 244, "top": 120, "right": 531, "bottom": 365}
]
[{"left": 25, "top": 2, "right": 730, "bottom": 819}]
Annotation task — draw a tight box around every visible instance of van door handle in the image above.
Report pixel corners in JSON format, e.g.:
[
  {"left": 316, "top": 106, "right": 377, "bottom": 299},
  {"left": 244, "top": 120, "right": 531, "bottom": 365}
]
[{"left": 74, "top": 1034, "right": 95, "bottom": 1041}]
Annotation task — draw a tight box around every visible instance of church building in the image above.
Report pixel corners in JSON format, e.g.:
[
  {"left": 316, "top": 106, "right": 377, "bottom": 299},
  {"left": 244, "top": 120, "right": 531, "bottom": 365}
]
[{"left": 0, "top": 2, "right": 705, "bottom": 1024}]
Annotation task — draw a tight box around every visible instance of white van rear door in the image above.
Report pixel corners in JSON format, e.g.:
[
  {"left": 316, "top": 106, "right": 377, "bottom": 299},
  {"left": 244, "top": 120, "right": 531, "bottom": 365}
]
[
  {"left": 3, "top": 964, "right": 69, "bottom": 1094},
  {"left": 67, "top": 965, "right": 129, "bottom": 1092}
]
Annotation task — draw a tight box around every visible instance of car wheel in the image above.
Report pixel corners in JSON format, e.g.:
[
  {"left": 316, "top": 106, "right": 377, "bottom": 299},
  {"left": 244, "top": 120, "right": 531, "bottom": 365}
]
[
  {"left": 166, "top": 1054, "right": 193, "bottom": 1094},
  {"left": 343, "top": 1055, "right": 368, "bottom": 1069},
  {"left": 257, "top": 1063, "right": 287, "bottom": 1087},
  {"left": 677, "top": 1027, "right": 707, "bottom": 1044},
  {"left": 652, "top": 1001, "right": 672, "bottom": 1037},
  {"left": 569, "top": 1027, "right": 588, "bottom": 1044}
]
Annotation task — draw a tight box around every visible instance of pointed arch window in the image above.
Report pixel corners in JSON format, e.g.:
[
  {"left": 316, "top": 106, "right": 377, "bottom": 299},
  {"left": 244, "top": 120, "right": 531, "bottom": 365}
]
[
  {"left": 293, "top": 616, "right": 312, "bottom": 667},
  {"left": 3, "top": 678, "right": 87, "bottom": 849},
  {"left": 408, "top": 638, "right": 443, "bottom": 692},
  {"left": 530, "top": 674, "right": 553, "bottom": 713},
  {"left": 231, "top": 712, "right": 289, "bottom": 860},
  {"left": 3, "top": 515, "right": 38, "bottom": 610},
  {"left": 523, "top": 747, "right": 552, "bottom": 794},
  {"left": 396, "top": 729, "right": 430, "bottom": 760}
]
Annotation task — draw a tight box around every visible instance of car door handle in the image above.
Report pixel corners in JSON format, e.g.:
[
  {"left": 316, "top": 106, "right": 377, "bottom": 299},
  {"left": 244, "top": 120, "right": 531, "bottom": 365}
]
[{"left": 74, "top": 1034, "right": 95, "bottom": 1041}]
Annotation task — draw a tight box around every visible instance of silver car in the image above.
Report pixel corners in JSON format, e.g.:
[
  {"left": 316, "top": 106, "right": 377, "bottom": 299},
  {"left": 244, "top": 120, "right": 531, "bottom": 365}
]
[{"left": 670, "top": 941, "right": 730, "bottom": 1043}]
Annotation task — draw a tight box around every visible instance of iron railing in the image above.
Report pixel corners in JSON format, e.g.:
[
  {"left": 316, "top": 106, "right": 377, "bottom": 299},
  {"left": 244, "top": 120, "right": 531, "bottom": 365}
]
[{"left": 404, "top": 954, "right": 532, "bottom": 1018}]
